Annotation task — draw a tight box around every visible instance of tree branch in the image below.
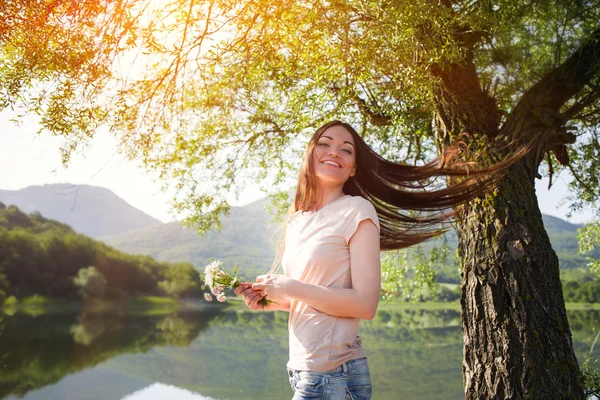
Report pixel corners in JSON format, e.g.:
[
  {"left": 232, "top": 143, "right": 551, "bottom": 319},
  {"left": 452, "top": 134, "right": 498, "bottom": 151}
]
[
  {"left": 508, "top": 26, "right": 600, "bottom": 126},
  {"left": 560, "top": 86, "right": 600, "bottom": 121},
  {"left": 499, "top": 26, "right": 600, "bottom": 170},
  {"left": 568, "top": 163, "right": 598, "bottom": 202},
  {"left": 330, "top": 84, "right": 392, "bottom": 126}
]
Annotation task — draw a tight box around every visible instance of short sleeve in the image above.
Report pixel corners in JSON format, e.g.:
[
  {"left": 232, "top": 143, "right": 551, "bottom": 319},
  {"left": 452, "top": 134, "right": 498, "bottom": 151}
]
[{"left": 341, "top": 197, "right": 380, "bottom": 243}]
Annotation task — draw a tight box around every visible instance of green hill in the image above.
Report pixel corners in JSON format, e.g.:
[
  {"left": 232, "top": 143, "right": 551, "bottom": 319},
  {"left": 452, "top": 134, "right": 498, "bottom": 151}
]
[
  {"left": 0, "top": 203, "right": 202, "bottom": 302},
  {"left": 102, "top": 197, "right": 279, "bottom": 279}
]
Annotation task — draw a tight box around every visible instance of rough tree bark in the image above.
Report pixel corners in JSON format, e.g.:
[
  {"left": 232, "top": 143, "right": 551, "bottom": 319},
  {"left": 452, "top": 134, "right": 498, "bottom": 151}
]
[
  {"left": 456, "top": 161, "right": 582, "bottom": 399},
  {"left": 429, "top": 27, "right": 600, "bottom": 399}
]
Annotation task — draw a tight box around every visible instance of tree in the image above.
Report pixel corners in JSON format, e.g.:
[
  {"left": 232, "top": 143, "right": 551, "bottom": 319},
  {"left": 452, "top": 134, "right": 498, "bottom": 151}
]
[
  {"left": 578, "top": 221, "right": 600, "bottom": 274},
  {"left": 73, "top": 266, "right": 108, "bottom": 298},
  {"left": 0, "top": 0, "right": 138, "bottom": 162},
  {"left": 4, "top": 1, "right": 600, "bottom": 398}
]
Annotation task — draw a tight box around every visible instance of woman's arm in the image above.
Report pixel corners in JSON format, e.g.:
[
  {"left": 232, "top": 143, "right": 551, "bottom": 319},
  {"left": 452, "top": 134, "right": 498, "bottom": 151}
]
[
  {"left": 265, "top": 297, "right": 291, "bottom": 312},
  {"left": 234, "top": 283, "right": 291, "bottom": 312},
  {"left": 253, "top": 219, "right": 381, "bottom": 320}
]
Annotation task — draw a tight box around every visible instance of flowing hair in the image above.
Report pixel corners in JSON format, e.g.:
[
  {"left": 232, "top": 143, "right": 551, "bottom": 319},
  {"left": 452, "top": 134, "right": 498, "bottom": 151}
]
[{"left": 270, "top": 120, "right": 524, "bottom": 272}]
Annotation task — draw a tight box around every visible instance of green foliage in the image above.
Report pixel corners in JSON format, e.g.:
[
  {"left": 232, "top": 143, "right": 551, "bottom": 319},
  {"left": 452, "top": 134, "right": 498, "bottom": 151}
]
[
  {"left": 563, "top": 280, "right": 600, "bottom": 303},
  {"left": 568, "top": 129, "right": 600, "bottom": 215},
  {"left": 3, "top": 296, "right": 18, "bottom": 307},
  {"left": 578, "top": 221, "right": 600, "bottom": 274},
  {"left": 73, "top": 267, "right": 108, "bottom": 298},
  {"left": 381, "top": 240, "right": 452, "bottom": 302},
  {"left": 0, "top": 265, "right": 8, "bottom": 302},
  {"left": 0, "top": 0, "right": 140, "bottom": 163},
  {"left": 561, "top": 266, "right": 600, "bottom": 304},
  {"left": 582, "top": 357, "right": 600, "bottom": 399},
  {"left": 437, "top": 285, "right": 461, "bottom": 303},
  {"left": 265, "top": 190, "right": 294, "bottom": 225},
  {"left": 3, "top": 1, "right": 599, "bottom": 230},
  {"left": 0, "top": 205, "right": 203, "bottom": 300},
  {"left": 157, "top": 262, "right": 202, "bottom": 297},
  {"left": 21, "top": 295, "right": 51, "bottom": 307}
]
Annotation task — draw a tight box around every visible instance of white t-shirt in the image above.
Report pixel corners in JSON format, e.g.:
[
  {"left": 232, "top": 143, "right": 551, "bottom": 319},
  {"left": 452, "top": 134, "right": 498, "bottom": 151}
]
[{"left": 282, "top": 195, "right": 380, "bottom": 372}]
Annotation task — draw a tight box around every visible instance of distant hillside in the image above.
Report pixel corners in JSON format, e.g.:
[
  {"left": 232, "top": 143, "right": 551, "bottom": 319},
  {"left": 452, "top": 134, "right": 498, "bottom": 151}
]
[
  {"left": 542, "top": 214, "right": 593, "bottom": 268},
  {"left": 103, "top": 193, "right": 593, "bottom": 282},
  {"left": 102, "top": 197, "right": 278, "bottom": 279},
  {"left": 542, "top": 214, "right": 583, "bottom": 232},
  {"left": 0, "top": 184, "right": 162, "bottom": 238},
  {"left": 0, "top": 203, "right": 202, "bottom": 300}
]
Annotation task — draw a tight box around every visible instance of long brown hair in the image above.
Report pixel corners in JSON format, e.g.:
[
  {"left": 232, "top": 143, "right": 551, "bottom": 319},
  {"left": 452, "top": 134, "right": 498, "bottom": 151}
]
[{"left": 270, "top": 120, "right": 521, "bottom": 271}]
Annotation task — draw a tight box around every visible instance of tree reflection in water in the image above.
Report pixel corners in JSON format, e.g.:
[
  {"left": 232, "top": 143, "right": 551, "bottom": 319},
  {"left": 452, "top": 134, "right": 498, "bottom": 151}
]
[
  {"left": 0, "top": 307, "right": 597, "bottom": 400},
  {"left": 0, "top": 308, "right": 218, "bottom": 398}
]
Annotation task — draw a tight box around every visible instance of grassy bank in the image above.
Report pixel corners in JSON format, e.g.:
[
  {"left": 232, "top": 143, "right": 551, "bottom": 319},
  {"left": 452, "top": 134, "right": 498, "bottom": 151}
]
[{"left": 1, "top": 295, "right": 217, "bottom": 316}]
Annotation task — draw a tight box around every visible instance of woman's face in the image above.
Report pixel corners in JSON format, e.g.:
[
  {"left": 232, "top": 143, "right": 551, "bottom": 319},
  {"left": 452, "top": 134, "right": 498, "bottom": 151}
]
[{"left": 311, "top": 125, "right": 356, "bottom": 186}]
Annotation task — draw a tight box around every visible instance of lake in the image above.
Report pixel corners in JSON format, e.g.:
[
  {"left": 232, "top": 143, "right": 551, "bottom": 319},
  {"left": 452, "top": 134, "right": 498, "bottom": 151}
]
[{"left": 1, "top": 305, "right": 598, "bottom": 399}]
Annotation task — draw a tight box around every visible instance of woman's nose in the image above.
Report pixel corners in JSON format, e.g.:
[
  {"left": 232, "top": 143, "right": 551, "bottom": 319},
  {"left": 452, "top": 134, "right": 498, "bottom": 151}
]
[{"left": 328, "top": 148, "right": 340, "bottom": 157}]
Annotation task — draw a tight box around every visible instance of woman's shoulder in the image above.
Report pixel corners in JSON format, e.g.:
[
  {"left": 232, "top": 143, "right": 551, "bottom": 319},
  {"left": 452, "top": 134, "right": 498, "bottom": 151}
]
[
  {"left": 341, "top": 195, "right": 380, "bottom": 236},
  {"left": 345, "top": 195, "right": 375, "bottom": 211}
]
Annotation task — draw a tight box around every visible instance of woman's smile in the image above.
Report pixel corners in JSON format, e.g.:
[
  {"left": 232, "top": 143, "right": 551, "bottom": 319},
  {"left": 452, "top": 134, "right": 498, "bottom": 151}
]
[
  {"left": 312, "top": 125, "right": 356, "bottom": 184},
  {"left": 321, "top": 159, "right": 342, "bottom": 168}
]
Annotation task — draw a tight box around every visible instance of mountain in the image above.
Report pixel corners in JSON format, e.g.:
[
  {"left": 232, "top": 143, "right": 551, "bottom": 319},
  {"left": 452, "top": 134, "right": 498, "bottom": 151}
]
[
  {"left": 542, "top": 214, "right": 584, "bottom": 232},
  {"left": 0, "top": 184, "right": 162, "bottom": 238},
  {"left": 102, "top": 197, "right": 279, "bottom": 279},
  {"left": 103, "top": 202, "right": 593, "bottom": 281},
  {"left": 1, "top": 183, "right": 591, "bottom": 281},
  {"left": 541, "top": 214, "right": 591, "bottom": 268}
]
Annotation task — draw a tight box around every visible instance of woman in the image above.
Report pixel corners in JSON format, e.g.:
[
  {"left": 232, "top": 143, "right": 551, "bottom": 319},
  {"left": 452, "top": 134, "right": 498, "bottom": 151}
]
[{"left": 234, "top": 120, "right": 512, "bottom": 399}]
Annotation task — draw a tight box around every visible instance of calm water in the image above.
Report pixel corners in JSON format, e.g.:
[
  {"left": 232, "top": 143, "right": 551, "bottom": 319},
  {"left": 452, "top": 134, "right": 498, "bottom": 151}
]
[{"left": 0, "top": 305, "right": 598, "bottom": 400}]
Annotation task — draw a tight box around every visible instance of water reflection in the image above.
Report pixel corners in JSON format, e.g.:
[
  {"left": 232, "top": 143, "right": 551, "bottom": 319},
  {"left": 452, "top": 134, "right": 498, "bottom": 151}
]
[
  {"left": 123, "top": 383, "right": 217, "bottom": 400},
  {"left": 0, "top": 307, "right": 597, "bottom": 400},
  {"left": 0, "top": 308, "right": 218, "bottom": 399}
]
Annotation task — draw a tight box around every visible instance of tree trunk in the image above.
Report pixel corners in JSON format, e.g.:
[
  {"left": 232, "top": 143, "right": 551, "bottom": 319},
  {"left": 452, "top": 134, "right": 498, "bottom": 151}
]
[
  {"left": 456, "top": 159, "right": 584, "bottom": 399},
  {"left": 426, "top": 25, "right": 600, "bottom": 397}
]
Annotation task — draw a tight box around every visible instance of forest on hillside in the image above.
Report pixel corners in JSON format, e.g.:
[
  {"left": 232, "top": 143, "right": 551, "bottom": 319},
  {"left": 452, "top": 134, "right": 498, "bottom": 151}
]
[
  {"left": 0, "top": 203, "right": 203, "bottom": 302},
  {"left": 1, "top": 200, "right": 599, "bottom": 305}
]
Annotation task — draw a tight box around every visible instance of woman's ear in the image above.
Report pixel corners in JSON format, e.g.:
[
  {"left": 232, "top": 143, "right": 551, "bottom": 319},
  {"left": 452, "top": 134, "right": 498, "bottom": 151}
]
[{"left": 350, "top": 166, "right": 356, "bottom": 177}]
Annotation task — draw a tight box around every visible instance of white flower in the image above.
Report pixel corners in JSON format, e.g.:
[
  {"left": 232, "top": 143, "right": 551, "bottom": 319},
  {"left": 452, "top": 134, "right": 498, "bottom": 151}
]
[
  {"left": 216, "top": 293, "right": 227, "bottom": 302},
  {"left": 211, "top": 287, "right": 220, "bottom": 296},
  {"left": 203, "top": 260, "right": 223, "bottom": 288},
  {"left": 204, "top": 293, "right": 213, "bottom": 302}
]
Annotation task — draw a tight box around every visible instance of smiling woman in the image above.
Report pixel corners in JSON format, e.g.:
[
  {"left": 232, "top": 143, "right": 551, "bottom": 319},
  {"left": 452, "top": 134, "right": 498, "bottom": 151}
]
[
  {"left": 233, "top": 120, "right": 518, "bottom": 400},
  {"left": 313, "top": 126, "right": 357, "bottom": 187}
]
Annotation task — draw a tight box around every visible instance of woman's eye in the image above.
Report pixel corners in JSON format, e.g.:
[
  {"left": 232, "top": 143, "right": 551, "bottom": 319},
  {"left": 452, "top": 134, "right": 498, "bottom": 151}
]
[
  {"left": 317, "top": 142, "right": 329, "bottom": 147},
  {"left": 342, "top": 148, "right": 353, "bottom": 154}
]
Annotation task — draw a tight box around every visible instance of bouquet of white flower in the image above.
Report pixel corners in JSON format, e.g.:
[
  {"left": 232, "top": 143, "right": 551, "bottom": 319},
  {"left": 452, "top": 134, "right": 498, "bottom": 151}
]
[{"left": 200, "top": 260, "right": 275, "bottom": 307}]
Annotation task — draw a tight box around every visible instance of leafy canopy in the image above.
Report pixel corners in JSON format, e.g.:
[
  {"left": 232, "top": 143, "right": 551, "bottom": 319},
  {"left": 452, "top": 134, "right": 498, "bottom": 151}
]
[{"left": 3, "top": 0, "right": 600, "bottom": 232}]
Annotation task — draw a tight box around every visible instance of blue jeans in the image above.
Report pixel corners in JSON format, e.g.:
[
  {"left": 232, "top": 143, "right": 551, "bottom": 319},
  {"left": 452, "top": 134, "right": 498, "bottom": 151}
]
[{"left": 287, "top": 357, "right": 372, "bottom": 400}]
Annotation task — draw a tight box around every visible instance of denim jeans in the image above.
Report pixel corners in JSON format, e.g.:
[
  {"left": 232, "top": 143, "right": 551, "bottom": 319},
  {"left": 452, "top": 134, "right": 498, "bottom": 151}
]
[{"left": 287, "top": 357, "right": 372, "bottom": 400}]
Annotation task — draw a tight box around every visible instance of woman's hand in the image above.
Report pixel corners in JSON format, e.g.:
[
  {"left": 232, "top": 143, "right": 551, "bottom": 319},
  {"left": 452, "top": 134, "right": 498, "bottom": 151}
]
[
  {"left": 234, "top": 282, "right": 266, "bottom": 310},
  {"left": 252, "top": 274, "right": 296, "bottom": 299}
]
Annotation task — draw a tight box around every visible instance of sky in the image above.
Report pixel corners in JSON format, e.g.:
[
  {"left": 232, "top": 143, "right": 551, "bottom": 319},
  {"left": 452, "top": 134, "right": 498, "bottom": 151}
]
[{"left": 0, "top": 109, "right": 595, "bottom": 225}]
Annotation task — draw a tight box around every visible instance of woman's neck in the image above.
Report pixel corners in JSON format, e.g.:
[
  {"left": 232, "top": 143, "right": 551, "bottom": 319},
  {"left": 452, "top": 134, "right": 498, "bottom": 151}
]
[{"left": 317, "top": 186, "right": 346, "bottom": 210}]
